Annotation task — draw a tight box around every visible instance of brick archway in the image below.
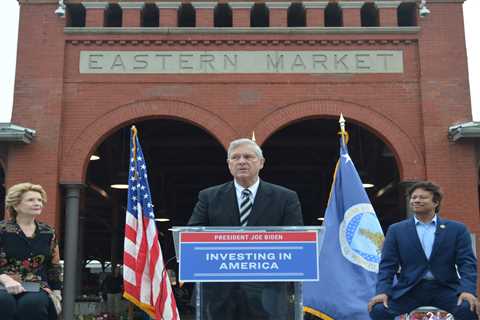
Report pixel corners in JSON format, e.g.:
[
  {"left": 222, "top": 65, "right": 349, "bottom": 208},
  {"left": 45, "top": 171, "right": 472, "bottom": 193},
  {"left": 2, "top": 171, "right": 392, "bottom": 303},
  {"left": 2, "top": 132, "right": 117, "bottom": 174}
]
[
  {"left": 252, "top": 99, "right": 424, "bottom": 181},
  {"left": 60, "top": 99, "right": 238, "bottom": 183}
]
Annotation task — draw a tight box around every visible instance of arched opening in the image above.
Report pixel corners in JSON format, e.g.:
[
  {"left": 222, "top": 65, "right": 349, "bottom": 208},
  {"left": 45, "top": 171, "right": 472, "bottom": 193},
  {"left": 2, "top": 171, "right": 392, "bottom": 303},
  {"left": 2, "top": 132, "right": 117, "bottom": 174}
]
[
  {"left": 287, "top": 2, "right": 306, "bottom": 27},
  {"left": 361, "top": 2, "right": 379, "bottom": 27},
  {"left": 66, "top": 3, "right": 86, "bottom": 27},
  {"left": 397, "top": 2, "right": 417, "bottom": 27},
  {"left": 178, "top": 3, "right": 196, "bottom": 27},
  {"left": 80, "top": 119, "right": 228, "bottom": 315},
  {"left": 214, "top": 3, "right": 233, "bottom": 27},
  {"left": 250, "top": 3, "right": 269, "bottom": 27},
  {"left": 324, "top": 2, "right": 343, "bottom": 27},
  {"left": 104, "top": 3, "right": 123, "bottom": 27},
  {"left": 261, "top": 118, "right": 403, "bottom": 230},
  {"left": 141, "top": 3, "right": 160, "bottom": 27}
]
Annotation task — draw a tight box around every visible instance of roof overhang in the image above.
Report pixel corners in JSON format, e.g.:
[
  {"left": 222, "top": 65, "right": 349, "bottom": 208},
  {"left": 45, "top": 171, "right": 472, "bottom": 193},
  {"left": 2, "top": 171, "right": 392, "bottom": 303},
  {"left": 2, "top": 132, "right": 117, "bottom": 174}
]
[
  {"left": 0, "top": 123, "right": 36, "bottom": 144},
  {"left": 448, "top": 121, "right": 480, "bottom": 142}
]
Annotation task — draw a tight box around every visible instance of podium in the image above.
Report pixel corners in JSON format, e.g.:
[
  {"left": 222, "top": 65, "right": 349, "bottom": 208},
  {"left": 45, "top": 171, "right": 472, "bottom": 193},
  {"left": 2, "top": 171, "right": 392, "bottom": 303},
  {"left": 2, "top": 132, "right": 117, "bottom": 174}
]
[{"left": 170, "top": 226, "right": 324, "bottom": 320}]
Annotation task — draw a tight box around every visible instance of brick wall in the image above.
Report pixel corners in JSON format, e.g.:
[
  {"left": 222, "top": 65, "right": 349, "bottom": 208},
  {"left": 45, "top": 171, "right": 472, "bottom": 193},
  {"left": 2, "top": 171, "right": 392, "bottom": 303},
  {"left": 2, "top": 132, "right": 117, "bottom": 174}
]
[{"left": 8, "top": 1, "right": 478, "bottom": 240}]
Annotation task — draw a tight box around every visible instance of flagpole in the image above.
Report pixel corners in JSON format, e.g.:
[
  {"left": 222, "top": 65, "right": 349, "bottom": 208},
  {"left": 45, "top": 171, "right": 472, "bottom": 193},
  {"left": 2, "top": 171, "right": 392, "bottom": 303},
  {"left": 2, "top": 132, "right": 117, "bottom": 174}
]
[
  {"left": 131, "top": 125, "right": 137, "bottom": 162},
  {"left": 339, "top": 113, "right": 346, "bottom": 145},
  {"left": 303, "top": 113, "right": 384, "bottom": 319},
  {"left": 123, "top": 126, "right": 180, "bottom": 319}
]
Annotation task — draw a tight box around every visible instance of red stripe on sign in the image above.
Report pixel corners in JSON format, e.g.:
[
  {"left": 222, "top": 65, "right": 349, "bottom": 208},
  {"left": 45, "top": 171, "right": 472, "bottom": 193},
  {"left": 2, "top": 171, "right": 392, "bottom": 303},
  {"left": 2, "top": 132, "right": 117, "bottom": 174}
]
[{"left": 180, "top": 231, "right": 317, "bottom": 242}]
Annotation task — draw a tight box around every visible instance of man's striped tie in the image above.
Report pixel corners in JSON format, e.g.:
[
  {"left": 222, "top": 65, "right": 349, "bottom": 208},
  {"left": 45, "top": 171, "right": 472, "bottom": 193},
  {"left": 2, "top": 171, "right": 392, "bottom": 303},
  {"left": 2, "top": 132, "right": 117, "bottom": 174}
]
[{"left": 239, "top": 189, "right": 253, "bottom": 226}]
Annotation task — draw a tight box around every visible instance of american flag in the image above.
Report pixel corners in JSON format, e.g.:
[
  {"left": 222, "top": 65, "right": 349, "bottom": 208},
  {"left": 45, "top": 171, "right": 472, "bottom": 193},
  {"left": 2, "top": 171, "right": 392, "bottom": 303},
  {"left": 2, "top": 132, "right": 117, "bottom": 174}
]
[{"left": 123, "top": 126, "right": 179, "bottom": 320}]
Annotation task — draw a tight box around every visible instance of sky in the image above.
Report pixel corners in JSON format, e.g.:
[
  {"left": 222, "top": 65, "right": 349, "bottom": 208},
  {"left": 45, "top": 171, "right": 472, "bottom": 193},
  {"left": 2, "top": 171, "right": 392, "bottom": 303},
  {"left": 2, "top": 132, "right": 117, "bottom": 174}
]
[{"left": 0, "top": 1, "right": 479, "bottom": 122}]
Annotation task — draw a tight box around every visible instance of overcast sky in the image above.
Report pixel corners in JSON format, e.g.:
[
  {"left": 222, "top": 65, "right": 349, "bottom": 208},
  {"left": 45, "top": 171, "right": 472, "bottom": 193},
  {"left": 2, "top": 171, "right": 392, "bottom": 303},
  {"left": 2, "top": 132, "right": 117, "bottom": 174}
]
[{"left": 0, "top": 1, "right": 479, "bottom": 122}]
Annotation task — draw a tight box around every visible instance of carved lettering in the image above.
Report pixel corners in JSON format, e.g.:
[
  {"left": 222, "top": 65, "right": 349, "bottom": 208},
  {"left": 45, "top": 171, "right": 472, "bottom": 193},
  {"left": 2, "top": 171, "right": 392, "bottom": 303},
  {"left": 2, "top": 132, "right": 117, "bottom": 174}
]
[
  {"left": 155, "top": 54, "right": 173, "bottom": 70},
  {"left": 312, "top": 54, "right": 328, "bottom": 71},
  {"left": 377, "top": 53, "right": 395, "bottom": 71},
  {"left": 266, "top": 53, "right": 284, "bottom": 71},
  {"left": 355, "top": 54, "right": 370, "bottom": 70},
  {"left": 224, "top": 54, "right": 238, "bottom": 70},
  {"left": 80, "top": 51, "right": 403, "bottom": 74},
  {"left": 199, "top": 54, "right": 215, "bottom": 71},
  {"left": 334, "top": 54, "right": 348, "bottom": 71},
  {"left": 110, "top": 54, "right": 126, "bottom": 71},
  {"left": 133, "top": 54, "right": 149, "bottom": 69},
  {"left": 291, "top": 54, "right": 306, "bottom": 70},
  {"left": 179, "top": 54, "right": 194, "bottom": 70},
  {"left": 88, "top": 54, "right": 103, "bottom": 70}
]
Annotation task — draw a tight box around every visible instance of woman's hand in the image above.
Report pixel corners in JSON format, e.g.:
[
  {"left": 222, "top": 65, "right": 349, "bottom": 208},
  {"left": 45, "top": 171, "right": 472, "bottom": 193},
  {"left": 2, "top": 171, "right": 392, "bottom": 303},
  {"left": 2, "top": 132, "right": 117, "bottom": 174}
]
[{"left": 0, "top": 274, "right": 25, "bottom": 295}]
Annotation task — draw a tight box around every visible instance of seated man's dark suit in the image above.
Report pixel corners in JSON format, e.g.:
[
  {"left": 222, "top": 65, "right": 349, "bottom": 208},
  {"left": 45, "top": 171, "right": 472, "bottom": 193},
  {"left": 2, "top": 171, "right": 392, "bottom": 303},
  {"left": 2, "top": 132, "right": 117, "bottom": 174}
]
[
  {"left": 370, "top": 215, "right": 478, "bottom": 320},
  {"left": 188, "top": 180, "right": 303, "bottom": 320}
]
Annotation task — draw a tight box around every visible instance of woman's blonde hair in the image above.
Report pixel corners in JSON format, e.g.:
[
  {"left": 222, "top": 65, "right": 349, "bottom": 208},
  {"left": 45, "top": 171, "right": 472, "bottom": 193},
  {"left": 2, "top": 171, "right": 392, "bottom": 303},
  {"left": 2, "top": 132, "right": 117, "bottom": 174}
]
[{"left": 5, "top": 182, "right": 47, "bottom": 219}]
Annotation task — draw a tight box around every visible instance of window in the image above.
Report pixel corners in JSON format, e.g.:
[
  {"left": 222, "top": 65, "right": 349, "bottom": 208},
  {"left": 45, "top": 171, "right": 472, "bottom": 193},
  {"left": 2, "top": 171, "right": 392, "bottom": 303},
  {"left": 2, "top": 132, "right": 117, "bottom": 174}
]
[
  {"left": 397, "top": 2, "right": 417, "bottom": 27},
  {"left": 287, "top": 2, "right": 306, "bottom": 27},
  {"left": 324, "top": 2, "right": 342, "bottom": 27},
  {"left": 66, "top": 4, "right": 86, "bottom": 27},
  {"left": 104, "top": 3, "right": 122, "bottom": 27},
  {"left": 214, "top": 3, "right": 232, "bottom": 27},
  {"left": 178, "top": 3, "right": 196, "bottom": 27},
  {"left": 251, "top": 3, "right": 269, "bottom": 27},
  {"left": 141, "top": 3, "right": 159, "bottom": 27},
  {"left": 361, "top": 2, "right": 379, "bottom": 27}
]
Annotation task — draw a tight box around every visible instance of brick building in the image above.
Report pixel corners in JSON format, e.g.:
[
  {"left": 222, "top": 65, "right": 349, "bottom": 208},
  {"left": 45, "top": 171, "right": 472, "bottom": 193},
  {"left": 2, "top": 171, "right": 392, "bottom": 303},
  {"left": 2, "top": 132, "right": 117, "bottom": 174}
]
[{"left": 1, "top": 0, "right": 478, "bottom": 318}]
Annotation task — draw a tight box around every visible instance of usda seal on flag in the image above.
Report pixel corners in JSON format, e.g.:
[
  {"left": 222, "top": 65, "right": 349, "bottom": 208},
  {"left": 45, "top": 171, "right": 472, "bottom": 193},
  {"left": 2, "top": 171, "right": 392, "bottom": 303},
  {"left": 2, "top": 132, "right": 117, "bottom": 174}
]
[{"left": 339, "top": 203, "right": 384, "bottom": 273}]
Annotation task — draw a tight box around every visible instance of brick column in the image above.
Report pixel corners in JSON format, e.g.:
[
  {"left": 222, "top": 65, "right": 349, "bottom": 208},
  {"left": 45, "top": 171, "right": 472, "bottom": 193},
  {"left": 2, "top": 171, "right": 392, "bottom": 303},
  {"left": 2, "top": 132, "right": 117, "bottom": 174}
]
[
  {"left": 342, "top": 8, "right": 361, "bottom": 27},
  {"left": 122, "top": 8, "right": 141, "bottom": 27},
  {"left": 379, "top": 7, "right": 398, "bottom": 27},
  {"left": 233, "top": 8, "right": 250, "bottom": 27},
  {"left": 270, "top": 8, "right": 286, "bottom": 27},
  {"left": 159, "top": 8, "right": 178, "bottom": 27},
  {"left": 305, "top": 5, "right": 324, "bottom": 27},
  {"left": 85, "top": 8, "right": 104, "bottom": 27},
  {"left": 196, "top": 8, "right": 213, "bottom": 27}
]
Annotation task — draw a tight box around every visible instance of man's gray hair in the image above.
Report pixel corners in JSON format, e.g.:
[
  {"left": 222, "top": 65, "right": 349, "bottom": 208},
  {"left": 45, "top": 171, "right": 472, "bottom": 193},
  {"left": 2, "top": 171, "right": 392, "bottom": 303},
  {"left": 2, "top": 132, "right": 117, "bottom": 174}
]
[{"left": 227, "top": 138, "right": 264, "bottom": 160}]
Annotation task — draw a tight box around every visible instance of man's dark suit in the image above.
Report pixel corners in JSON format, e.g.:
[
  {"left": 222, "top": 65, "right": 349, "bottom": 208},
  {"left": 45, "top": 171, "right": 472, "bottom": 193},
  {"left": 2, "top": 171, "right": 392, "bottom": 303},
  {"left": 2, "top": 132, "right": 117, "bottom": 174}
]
[
  {"left": 188, "top": 180, "right": 303, "bottom": 320},
  {"left": 370, "top": 215, "right": 477, "bottom": 320},
  {"left": 188, "top": 180, "right": 303, "bottom": 227}
]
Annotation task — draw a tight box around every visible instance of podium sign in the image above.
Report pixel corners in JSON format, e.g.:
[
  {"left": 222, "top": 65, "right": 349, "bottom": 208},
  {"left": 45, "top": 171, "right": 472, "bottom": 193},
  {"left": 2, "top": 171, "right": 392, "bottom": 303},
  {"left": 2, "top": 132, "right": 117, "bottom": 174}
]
[{"left": 179, "top": 231, "right": 319, "bottom": 282}]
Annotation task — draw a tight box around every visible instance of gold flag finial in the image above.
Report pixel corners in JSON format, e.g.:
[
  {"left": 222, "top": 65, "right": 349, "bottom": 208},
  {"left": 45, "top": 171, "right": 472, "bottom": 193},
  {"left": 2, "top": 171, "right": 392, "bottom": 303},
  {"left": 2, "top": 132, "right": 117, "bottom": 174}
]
[
  {"left": 338, "top": 114, "right": 348, "bottom": 144},
  {"left": 339, "top": 113, "right": 345, "bottom": 134},
  {"left": 251, "top": 131, "right": 256, "bottom": 142}
]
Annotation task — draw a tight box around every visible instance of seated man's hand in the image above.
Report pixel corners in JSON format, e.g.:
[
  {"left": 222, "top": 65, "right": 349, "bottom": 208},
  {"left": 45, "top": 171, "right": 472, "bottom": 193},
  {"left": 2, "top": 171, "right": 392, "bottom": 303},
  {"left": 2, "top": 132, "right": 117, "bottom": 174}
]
[
  {"left": 368, "top": 293, "right": 389, "bottom": 312},
  {"left": 0, "top": 274, "right": 25, "bottom": 295},
  {"left": 457, "top": 292, "right": 479, "bottom": 316}
]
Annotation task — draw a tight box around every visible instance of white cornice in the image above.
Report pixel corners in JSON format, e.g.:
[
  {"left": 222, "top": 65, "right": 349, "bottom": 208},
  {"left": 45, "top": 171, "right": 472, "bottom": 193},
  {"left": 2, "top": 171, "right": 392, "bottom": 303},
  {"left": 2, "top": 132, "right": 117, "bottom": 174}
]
[{"left": 64, "top": 26, "right": 420, "bottom": 34}]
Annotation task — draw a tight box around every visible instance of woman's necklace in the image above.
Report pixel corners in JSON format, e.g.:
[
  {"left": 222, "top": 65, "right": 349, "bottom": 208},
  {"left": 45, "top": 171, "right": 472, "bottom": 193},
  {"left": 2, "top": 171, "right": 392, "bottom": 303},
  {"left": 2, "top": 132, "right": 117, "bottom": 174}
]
[{"left": 19, "top": 222, "right": 36, "bottom": 238}]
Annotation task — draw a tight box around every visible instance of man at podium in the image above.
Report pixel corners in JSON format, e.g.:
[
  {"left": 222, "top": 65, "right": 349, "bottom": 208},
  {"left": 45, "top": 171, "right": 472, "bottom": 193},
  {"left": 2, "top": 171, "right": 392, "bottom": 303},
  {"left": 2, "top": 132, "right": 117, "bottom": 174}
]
[{"left": 188, "top": 138, "right": 304, "bottom": 320}]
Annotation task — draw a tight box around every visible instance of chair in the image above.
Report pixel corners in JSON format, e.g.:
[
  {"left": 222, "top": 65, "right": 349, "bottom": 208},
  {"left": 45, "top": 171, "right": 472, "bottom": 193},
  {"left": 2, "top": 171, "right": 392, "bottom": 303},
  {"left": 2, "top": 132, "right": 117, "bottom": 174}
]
[{"left": 405, "top": 306, "right": 453, "bottom": 320}]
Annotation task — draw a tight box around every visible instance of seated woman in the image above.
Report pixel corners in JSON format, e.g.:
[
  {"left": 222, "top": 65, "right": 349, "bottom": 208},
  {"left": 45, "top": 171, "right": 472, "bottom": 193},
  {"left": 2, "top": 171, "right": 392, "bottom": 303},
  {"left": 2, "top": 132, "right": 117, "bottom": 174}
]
[{"left": 0, "top": 182, "right": 62, "bottom": 320}]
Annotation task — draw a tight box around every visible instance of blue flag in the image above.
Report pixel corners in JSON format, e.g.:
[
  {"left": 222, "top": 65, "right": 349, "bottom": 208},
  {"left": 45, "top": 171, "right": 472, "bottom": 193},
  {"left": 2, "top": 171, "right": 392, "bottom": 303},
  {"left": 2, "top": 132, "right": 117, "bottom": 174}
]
[{"left": 303, "top": 134, "right": 384, "bottom": 319}]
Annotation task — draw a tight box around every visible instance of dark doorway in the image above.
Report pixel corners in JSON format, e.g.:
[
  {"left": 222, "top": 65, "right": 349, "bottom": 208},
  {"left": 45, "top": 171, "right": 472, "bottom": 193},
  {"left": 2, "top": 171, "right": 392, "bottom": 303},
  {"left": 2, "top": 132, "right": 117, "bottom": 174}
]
[
  {"left": 261, "top": 118, "right": 404, "bottom": 230},
  {"left": 80, "top": 119, "right": 229, "bottom": 316},
  {"left": 84, "top": 119, "right": 229, "bottom": 262}
]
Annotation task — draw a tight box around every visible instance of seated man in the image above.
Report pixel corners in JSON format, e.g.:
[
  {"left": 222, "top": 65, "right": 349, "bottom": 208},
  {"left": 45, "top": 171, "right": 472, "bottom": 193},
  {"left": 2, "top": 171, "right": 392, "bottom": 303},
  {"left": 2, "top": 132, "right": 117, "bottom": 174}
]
[{"left": 368, "top": 181, "right": 479, "bottom": 320}]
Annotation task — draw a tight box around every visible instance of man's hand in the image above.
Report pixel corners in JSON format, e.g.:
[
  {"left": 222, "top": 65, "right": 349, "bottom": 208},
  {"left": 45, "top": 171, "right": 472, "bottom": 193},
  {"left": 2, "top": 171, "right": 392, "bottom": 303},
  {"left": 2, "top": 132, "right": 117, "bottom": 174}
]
[
  {"left": 0, "top": 274, "right": 25, "bottom": 295},
  {"left": 457, "top": 292, "right": 479, "bottom": 317},
  {"left": 368, "top": 293, "right": 389, "bottom": 312}
]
